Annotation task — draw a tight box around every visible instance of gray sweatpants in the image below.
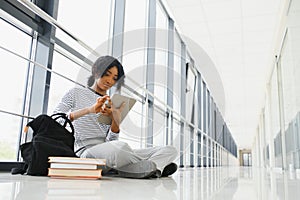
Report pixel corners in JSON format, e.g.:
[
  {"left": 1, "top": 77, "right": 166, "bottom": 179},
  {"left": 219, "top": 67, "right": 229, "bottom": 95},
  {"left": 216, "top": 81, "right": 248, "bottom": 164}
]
[{"left": 80, "top": 140, "right": 178, "bottom": 172}]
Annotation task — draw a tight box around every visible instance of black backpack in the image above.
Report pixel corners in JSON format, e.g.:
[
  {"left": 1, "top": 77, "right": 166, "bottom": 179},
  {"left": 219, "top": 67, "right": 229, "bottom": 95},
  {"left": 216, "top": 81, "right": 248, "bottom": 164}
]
[{"left": 11, "top": 113, "right": 77, "bottom": 176}]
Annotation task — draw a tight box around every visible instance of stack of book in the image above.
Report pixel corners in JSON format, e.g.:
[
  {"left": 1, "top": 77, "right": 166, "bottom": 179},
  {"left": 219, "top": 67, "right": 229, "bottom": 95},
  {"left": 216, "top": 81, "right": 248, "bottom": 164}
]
[{"left": 48, "top": 156, "right": 106, "bottom": 179}]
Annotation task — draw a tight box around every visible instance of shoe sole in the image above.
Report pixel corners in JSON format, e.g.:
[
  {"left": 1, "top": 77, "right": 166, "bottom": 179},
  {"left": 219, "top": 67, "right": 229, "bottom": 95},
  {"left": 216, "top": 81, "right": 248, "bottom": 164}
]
[{"left": 161, "top": 163, "right": 178, "bottom": 177}]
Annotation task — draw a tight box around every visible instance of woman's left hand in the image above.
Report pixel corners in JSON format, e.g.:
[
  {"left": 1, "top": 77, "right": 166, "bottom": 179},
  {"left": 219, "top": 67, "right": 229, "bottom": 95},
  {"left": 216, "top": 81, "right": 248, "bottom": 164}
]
[
  {"left": 110, "top": 102, "right": 126, "bottom": 132},
  {"left": 111, "top": 102, "right": 126, "bottom": 125}
]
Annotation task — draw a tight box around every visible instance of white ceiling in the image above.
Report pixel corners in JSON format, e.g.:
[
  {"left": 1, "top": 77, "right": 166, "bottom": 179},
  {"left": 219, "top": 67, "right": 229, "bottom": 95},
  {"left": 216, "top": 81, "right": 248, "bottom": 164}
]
[{"left": 163, "top": 0, "right": 283, "bottom": 148}]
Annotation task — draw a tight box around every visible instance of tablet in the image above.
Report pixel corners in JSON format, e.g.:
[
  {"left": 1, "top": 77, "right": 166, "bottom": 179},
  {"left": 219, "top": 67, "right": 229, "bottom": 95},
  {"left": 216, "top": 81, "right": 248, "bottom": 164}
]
[{"left": 97, "top": 94, "right": 136, "bottom": 125}]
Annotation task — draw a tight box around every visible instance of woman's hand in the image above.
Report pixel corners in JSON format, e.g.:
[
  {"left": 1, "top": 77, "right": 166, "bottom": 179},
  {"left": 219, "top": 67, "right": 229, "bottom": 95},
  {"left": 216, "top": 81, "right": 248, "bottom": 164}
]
[
  {"left": 91, "top": 95, "right": 126, "bottom": 132},
  {"left": 70, "top": 95, "right": 111, "bottom": 121},
  {"left": 101, "top": 98, "right": 113, "bottom": 117},
  {"left": 111, "top": 102, "right": 126, "bottom": 125},
  {"left": 90, "top": 95, "right": 110, "bottom": 113}
]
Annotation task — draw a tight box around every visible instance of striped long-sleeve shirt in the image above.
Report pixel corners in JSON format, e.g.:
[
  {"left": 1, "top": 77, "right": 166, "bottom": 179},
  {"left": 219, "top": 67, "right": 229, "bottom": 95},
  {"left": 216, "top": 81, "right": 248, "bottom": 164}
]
[{"left": 53, "top": 87, "right": 119, "bottom": 155}]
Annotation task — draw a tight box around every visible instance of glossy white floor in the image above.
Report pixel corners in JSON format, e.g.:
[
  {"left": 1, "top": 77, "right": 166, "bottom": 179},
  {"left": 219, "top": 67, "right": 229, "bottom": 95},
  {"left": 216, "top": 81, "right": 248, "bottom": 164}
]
[{"left": 1, "top": 166, "right": 300, "bottom": 200}]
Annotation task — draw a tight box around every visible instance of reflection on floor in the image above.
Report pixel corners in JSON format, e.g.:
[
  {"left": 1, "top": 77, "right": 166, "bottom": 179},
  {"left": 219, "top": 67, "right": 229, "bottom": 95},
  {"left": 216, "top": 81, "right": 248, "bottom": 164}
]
[{"left": 0, "top": 166, "right": 300, "bottom": 200}]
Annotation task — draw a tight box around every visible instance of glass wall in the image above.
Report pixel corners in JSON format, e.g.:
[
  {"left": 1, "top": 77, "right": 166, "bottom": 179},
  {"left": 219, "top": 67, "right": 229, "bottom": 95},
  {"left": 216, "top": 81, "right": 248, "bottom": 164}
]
[
  {"left": 0, "top": 17, "right": 33, "bottom": 161},
  {"left": 280, "top": 13, "right": 300, "bottom": 169},
  {"left": 122, "top": 0, "right": 148, "bottom": 148},
  {"left": 253, "top": 0, "right": 300, "bottom": 170},
  {"left": 0, "top": 0, "right": 237, "bottom": 167},
  {"left": 173, "top": 32, "right": 182, "bottom": 116},
  {"left": 47, "top": 48, "right": 84, "bottom": 114},
  {"left": 56, "top": 0, "right": 112, "bottom": 58},
  {"left": 49, "top": 0, "right": 113, "bottom": 112},
  {"left": 172, "top": 31, "right": 182, "bottom": 151},
  {"left": 152, "top": 1, "right": 168, "bottom": 146},
  {"left": 185, "top": 62, "right": 197, "bottom": 166},
  {"left": 270, "top": 66, "right": 281, "bottom": 167}
]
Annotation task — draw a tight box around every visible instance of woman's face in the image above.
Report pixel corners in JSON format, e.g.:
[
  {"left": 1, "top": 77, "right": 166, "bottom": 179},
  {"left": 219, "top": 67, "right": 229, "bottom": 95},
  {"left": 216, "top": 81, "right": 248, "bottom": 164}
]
[{"left": 96, "top": 66, "right": 118, "bottom": 92}]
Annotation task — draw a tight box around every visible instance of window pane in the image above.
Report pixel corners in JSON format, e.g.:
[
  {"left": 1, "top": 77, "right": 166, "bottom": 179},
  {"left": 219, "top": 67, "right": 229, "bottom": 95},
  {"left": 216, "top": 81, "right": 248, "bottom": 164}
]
[
  {"left": 186, "top": 65, "right": 196, "bottom": 123},
  {"left": 122, "top": 51, "right": 147, "bottom": 90},
  {"left": 153, "top": 106, "right": 166, "bottom": 146},
  {"left": 155, "top": 1, "right": 168, "bottom": 107},
  {"left": 0, "top": 19, "right": 32, "bottom": 161},
  {"left": 123, "top": 0, "right": 147, "bottom": 85},
  {"left": 172, "top": 118, "right": 181, "bottom": 156},
  {"left": 120, "top": 89, "right": 146, "bottom": 149},
  {"left": 56, "top": 0, "right": 112, "bottom": 58},
  {"left": 124, "top": 0, "right": 147, "bottom": 32},
  {"left": 173, "top": 34, "right": 182, "bottom": 114},
  {"left": 47, "top": 48, "right": 85, "bottom": 115}
]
